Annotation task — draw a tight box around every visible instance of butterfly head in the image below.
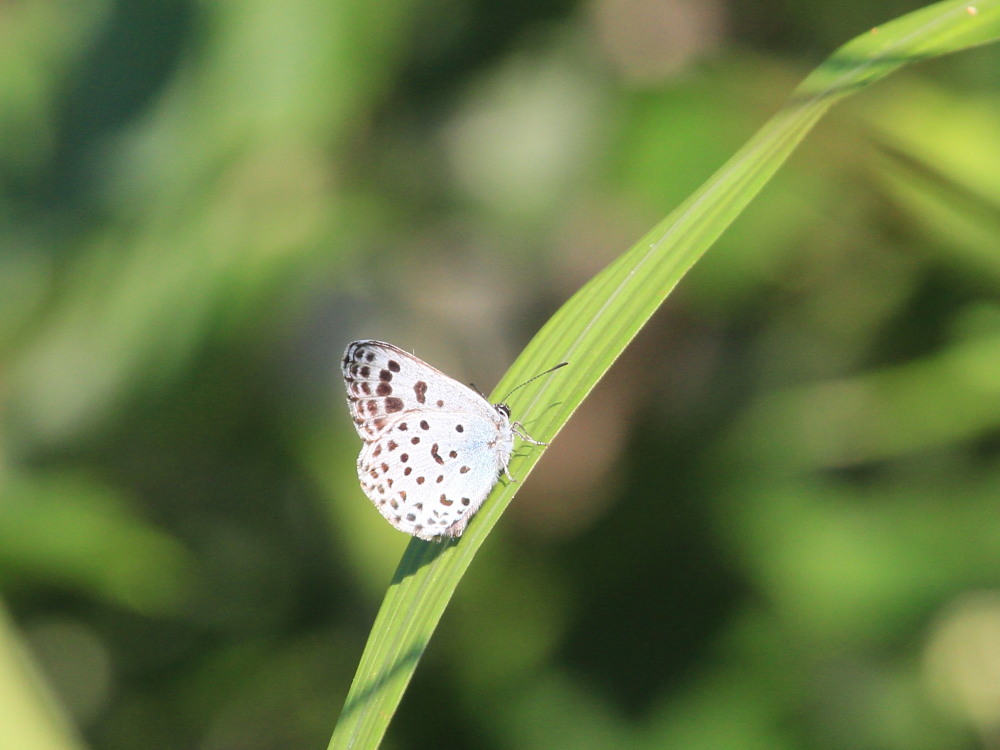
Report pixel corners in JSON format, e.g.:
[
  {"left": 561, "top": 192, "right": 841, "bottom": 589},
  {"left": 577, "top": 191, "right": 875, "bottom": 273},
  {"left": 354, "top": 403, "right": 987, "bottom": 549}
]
[{"left": 492, "top": 361, "right": 568, "bottom": 435}]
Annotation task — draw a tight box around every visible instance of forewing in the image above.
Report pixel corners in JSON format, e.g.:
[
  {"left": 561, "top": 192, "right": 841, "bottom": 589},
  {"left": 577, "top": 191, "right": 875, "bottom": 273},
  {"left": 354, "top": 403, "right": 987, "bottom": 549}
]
[{"left": 342, "top": 340, "right": 486, "bottom": 440}]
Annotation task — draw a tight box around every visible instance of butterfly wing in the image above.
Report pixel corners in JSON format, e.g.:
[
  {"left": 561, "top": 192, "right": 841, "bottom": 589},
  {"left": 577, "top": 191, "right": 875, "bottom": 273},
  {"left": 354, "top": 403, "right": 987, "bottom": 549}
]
[
  {"left": 344, "top": 340, "right": 481, "bottom": 439},
  {"left": 343, "top": 340, "right": 514, "bottom": 540},
  {"left": 357, "top": 410, "right": 512, "bottom": 540}
]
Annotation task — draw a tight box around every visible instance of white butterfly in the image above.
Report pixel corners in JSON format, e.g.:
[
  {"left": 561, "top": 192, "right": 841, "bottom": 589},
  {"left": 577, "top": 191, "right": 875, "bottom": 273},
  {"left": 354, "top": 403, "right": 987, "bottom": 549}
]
[{"left": 342, "top": 340, "right": 564, "bottom": 541}]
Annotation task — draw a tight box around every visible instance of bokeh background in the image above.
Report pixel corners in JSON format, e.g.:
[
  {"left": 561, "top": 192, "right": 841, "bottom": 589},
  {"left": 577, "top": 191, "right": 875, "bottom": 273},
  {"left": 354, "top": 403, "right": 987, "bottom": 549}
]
[{"left": 3, "top": 0, "right": 1000, "bottom": 748}]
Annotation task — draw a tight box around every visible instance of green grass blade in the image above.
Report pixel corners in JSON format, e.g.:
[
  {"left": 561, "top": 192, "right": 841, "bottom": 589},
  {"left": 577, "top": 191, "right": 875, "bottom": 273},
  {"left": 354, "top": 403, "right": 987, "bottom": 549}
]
[
  {"left": 329, "top": 2, "right": 1000, "bottom": 747},
  {"left": 0, "top": 603, "right": 86, "bottom": 750}
]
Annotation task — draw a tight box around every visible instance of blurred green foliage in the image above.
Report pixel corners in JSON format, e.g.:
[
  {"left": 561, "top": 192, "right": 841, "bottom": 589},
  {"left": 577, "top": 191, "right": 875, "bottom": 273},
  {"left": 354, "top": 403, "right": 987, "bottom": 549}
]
[{"left": 1, "top": 1, "right": 1000, "bottom": 749}]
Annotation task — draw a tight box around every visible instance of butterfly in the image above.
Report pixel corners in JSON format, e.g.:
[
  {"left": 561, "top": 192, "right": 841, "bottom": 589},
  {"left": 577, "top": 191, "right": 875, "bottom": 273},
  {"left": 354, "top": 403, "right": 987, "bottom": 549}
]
[{"left": 342, "top": 340, "right": 565, "bottom": 541}]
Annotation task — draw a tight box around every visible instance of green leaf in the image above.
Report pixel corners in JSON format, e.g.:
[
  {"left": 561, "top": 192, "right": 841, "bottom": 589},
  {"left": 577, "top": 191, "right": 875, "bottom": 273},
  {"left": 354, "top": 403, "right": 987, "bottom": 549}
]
[{"left": 329, "top": 2, "right": 1000, "bottom": 747}]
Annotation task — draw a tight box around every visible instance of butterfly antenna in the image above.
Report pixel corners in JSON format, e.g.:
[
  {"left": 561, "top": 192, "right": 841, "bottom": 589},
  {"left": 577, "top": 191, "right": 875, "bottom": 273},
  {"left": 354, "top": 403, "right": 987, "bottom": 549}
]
[{"left": 499, "top": 361, "right": 569, "bottom": 403}]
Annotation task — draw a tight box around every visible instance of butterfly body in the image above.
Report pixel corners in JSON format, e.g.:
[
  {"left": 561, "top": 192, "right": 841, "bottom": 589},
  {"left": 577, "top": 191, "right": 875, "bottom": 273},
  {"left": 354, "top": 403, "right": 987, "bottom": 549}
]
[{"left": 343, "top": 340, "right": 517, "bottom": 540}]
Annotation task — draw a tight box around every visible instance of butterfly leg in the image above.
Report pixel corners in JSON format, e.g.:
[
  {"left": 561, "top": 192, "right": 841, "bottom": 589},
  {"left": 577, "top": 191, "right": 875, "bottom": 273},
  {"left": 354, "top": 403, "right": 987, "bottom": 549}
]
[{"left": 512, "top": 421, "right": 548, "bottom": 446}]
